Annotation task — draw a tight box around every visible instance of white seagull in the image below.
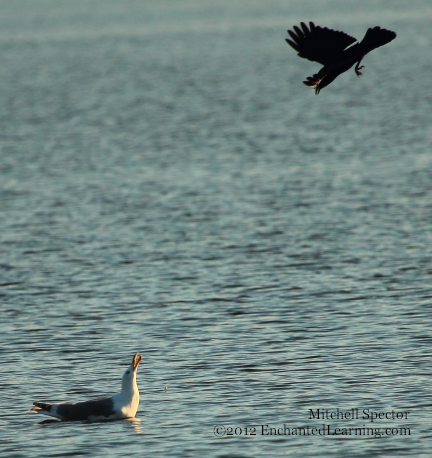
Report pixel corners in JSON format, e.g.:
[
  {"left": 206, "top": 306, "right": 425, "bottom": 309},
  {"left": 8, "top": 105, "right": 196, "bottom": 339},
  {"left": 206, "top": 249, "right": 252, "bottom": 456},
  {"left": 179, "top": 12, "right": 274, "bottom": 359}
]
[{"left": 30, "top": 353, "right": 142, "bottom": 421}]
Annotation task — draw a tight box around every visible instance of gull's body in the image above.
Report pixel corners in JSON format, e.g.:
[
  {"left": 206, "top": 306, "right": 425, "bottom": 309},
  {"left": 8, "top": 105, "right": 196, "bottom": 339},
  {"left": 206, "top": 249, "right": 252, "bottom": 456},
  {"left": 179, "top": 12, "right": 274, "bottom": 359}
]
[{"left": 30, "top": 353, "right": 142, "bottom": 421}]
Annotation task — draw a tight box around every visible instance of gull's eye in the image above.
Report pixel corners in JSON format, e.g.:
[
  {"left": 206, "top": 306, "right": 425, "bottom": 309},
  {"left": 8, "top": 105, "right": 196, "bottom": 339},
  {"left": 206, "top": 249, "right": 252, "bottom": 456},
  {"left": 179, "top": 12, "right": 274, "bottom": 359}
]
[{"left": 127, "top": 371, "right": 130, "bottom": 374}]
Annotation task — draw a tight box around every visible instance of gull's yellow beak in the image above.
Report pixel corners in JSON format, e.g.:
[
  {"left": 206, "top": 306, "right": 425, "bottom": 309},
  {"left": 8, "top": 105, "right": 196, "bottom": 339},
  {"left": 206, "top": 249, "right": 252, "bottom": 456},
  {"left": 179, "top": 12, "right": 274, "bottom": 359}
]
[{"left": 132, "top": 352, "right": 142, "bottom": 370}]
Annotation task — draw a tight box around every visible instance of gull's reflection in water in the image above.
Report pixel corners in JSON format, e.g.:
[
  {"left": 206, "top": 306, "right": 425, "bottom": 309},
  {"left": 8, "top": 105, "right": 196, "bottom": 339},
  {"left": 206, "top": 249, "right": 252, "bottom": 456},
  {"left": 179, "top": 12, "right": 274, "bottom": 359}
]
[
  {"left": 125, "top": 417, "right": 144, "bottom": 434},
  {"left": 36, "top": 418, "right": 144, "bottom": 433},
  {"left": 37, "top": 419, "right": 61, "bottom": 426}
]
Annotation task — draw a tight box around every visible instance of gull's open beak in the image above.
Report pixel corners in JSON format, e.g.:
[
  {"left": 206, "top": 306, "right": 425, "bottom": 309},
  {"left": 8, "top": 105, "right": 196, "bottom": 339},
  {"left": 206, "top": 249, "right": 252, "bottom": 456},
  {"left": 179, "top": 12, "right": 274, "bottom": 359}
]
[{"left": 132, "top": 352, "right": 142, "bottom": 370}]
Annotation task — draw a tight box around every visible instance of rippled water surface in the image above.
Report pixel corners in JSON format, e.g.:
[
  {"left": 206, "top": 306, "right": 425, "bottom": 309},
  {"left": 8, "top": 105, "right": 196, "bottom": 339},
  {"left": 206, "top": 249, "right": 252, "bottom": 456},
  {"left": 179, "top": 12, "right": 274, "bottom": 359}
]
[{"left": 1, "top": 0, "right": 432, "bottom": 456}]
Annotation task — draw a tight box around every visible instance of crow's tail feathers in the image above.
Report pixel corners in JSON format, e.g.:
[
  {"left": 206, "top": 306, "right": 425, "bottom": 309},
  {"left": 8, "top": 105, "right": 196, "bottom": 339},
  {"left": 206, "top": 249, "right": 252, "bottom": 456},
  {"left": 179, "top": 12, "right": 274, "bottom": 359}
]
[{"left": 360, "top": 26, "right": 396, "bottom": 54}]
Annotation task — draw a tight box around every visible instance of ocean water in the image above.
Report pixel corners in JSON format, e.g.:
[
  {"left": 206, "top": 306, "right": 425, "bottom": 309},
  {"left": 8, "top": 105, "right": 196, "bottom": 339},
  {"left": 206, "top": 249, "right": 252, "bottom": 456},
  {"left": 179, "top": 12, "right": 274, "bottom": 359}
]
[{"left": 1, "top": 0, "right": 432, "bottom": 456}]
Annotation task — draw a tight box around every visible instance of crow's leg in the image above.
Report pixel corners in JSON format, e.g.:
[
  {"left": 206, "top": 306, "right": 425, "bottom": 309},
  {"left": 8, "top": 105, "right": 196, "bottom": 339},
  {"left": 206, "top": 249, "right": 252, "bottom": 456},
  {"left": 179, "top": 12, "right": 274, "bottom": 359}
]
[{"left": 355, "top": 58, "right": 364, "bottom": 77}]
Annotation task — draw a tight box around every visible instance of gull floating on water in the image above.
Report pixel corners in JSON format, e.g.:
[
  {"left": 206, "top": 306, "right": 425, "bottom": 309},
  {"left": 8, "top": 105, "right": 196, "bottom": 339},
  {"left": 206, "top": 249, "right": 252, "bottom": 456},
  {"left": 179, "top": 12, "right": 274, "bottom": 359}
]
[{"left": 30, "top": 353, "right": 142, "bottom": 421}]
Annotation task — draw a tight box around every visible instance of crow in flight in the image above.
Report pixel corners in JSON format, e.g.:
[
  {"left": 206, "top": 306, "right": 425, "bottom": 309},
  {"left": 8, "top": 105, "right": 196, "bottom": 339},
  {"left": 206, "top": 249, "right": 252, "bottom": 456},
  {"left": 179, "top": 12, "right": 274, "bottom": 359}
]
[{"left": 286, "top": 22, "right": 396, "bottom": 94}]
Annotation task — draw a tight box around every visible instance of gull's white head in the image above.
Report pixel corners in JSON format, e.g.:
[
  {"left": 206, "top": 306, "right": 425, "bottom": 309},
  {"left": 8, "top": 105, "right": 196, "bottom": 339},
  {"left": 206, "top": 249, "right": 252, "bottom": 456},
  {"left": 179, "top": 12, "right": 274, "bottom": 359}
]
[{"left": 121, "top": 352, "right": 142, "bottom": 392}]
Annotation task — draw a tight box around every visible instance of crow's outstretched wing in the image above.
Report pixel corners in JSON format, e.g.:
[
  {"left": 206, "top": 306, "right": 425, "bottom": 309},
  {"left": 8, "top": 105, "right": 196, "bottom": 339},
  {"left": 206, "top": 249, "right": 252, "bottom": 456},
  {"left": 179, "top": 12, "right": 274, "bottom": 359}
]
[{"left": 286, "top": 22, "right": 357, "bottom": 65}]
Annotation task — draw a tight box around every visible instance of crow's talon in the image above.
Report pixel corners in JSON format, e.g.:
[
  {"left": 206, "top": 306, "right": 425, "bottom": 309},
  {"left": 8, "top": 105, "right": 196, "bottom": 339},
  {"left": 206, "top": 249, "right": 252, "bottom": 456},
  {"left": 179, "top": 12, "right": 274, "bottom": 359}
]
[{"left": 355, "top": 65, "right": 364, "bottom": 77}]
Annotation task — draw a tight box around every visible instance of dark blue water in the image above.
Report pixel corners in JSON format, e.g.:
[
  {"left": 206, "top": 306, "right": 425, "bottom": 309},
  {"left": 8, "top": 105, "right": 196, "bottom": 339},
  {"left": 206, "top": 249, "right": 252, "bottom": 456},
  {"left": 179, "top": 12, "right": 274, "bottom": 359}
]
[{"left": 1, "top": 0, "right": 431, "bottom": 456}]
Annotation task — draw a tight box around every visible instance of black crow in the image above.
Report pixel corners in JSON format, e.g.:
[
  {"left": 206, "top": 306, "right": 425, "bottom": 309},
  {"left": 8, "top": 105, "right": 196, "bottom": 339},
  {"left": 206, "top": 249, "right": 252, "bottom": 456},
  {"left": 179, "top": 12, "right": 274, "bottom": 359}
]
[{"left": 286, "top": 22, "right": 396, "bottom": 94}]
